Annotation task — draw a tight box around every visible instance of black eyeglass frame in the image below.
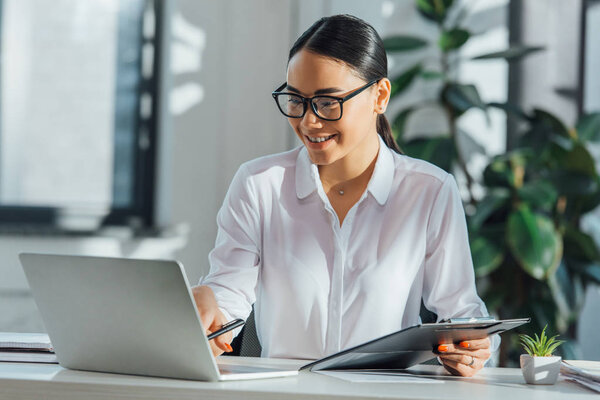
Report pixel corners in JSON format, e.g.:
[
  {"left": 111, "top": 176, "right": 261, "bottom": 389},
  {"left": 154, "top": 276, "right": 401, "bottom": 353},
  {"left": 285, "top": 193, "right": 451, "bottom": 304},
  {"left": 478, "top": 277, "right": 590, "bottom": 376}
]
[{"left": 271, "top": 79, "right": 379, "bottom": 121}]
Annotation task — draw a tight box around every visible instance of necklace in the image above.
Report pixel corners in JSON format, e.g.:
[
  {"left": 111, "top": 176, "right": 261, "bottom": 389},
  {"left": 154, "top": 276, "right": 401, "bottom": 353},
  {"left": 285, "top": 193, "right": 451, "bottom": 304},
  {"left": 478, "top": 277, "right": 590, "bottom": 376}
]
[{"left": 338, "top": 190, "right": 344, "bottom": 195}]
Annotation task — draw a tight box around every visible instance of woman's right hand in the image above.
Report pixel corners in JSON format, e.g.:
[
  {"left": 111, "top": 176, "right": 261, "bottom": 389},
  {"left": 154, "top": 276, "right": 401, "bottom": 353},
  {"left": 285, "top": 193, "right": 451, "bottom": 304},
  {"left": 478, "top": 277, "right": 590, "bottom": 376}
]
[{"left": 191, "top": 285, "right": 234, "bottom": 357}]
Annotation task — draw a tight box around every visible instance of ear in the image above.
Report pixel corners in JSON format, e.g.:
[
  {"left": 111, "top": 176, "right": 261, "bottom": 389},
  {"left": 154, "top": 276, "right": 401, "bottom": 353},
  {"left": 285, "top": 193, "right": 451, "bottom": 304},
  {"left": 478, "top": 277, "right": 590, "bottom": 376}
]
[{"left": 374, "top": 78, "right": 391, "bottom": 114}]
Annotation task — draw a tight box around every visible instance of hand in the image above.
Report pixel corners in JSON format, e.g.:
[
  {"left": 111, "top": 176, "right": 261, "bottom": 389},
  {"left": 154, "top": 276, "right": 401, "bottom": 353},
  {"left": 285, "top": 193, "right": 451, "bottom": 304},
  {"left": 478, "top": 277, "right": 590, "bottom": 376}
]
[
  {"left": 436, "top": 337, "right": 491, "bottom": 377},
  {"left": 191, "top": 285, "right": 234, "bottom": 357}
]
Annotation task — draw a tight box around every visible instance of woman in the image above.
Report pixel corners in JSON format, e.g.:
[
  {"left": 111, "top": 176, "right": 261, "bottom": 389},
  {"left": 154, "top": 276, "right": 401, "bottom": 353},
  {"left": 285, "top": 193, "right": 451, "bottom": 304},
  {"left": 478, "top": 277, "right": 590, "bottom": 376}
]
[{"left": 193, "top": 14, "right": 497, "bottom": 377}]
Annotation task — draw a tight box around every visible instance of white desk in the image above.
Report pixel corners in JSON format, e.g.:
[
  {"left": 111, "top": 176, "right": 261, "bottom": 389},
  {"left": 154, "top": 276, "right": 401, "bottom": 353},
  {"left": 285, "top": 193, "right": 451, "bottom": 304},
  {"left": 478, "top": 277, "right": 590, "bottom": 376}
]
[{"left": 0, "top": 356, "right": 595, "bottom": 400}]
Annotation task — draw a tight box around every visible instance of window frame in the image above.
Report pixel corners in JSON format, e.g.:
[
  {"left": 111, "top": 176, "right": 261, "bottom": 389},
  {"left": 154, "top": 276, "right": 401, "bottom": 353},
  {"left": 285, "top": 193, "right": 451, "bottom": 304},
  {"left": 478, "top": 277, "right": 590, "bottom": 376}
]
[{"left": 0, "top": 0, "right": 163, "bottom": 233}]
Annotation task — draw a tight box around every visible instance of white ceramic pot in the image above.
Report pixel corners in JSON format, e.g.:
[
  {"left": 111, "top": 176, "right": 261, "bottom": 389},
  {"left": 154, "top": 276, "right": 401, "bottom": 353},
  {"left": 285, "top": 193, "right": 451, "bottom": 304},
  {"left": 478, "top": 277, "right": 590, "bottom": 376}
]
[{"left": 520, "top": 354, "right": 561, "bottom": 385}]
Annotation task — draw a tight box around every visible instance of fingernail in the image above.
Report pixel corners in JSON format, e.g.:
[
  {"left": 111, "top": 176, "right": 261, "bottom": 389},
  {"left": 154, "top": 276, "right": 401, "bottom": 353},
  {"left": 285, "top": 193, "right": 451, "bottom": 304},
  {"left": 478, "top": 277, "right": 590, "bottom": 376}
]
[
  {"left": 438, "top": 345, "right": 448, "bottom": 352},
  {"left": 225, "top": 343, "right": 233, "bottom": 352},
  {"left": 459, "top": 341, "right": 470, "bottom": 349}
]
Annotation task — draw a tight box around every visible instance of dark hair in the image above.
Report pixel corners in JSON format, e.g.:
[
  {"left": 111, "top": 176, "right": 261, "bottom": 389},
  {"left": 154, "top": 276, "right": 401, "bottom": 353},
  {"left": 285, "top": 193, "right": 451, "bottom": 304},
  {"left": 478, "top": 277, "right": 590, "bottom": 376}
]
[{"left": 288, "top": 14, "right": 402, "bottom": 154}]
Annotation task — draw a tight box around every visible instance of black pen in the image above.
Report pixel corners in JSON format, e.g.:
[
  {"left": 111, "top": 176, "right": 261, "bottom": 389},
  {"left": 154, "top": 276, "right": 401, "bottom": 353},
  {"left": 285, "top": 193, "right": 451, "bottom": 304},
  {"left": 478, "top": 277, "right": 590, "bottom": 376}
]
[{"left": 207, "top": 318, "right": 245, "bottom": 340}]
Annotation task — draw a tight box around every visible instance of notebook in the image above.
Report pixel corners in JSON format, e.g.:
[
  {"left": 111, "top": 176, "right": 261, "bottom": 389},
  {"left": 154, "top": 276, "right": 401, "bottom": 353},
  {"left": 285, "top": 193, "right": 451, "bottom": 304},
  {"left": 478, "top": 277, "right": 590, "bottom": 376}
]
[
  {"left": 19, "top": 253, "right": 298, "bottom": 381},
  {"left": 300, "top": 318, "right": 530, "bottom": 371}
]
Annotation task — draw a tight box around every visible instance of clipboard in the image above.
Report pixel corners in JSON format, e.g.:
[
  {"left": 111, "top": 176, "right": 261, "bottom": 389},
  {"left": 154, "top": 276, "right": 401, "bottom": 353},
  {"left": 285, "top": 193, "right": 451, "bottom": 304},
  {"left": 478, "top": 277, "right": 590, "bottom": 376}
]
[{"left": 300, "top": 318, "right": 530, "bottom": 372}]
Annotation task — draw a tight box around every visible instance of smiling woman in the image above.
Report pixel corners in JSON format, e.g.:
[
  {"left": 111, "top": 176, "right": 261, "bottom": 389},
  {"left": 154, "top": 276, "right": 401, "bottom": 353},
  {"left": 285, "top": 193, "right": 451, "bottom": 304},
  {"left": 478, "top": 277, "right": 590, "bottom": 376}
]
[{"left": 193, "top": 14, "right": 497, "bottom": 378}]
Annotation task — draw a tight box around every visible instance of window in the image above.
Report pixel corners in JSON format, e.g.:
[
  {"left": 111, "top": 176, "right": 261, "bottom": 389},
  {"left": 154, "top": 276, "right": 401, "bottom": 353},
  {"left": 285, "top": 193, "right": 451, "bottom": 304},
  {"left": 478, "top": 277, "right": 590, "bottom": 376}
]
[{"left": 0, "top": 0, "right": 161, "bottom": 232}]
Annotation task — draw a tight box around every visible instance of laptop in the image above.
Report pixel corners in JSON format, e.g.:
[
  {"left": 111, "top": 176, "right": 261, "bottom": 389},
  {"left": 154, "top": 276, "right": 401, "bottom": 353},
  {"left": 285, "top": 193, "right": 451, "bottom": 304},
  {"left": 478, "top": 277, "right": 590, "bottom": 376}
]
[{"left": 19, "top": 253, "right": 298, "bottom": 381}]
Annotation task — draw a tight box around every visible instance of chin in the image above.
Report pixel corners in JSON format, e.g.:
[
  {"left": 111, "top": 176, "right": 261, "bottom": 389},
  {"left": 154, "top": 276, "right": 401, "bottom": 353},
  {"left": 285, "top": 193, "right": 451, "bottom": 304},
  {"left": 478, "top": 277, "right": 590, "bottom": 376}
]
[{"left": 306, "top": 150, "right": 338, "bottom": 166}]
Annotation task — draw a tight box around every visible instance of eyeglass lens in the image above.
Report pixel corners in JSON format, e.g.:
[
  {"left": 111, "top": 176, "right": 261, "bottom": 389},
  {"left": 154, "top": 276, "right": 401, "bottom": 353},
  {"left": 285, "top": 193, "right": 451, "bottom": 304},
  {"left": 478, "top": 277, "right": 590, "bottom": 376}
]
[{"left": 276, "top": 94, "right": 341, "bottom": 120}]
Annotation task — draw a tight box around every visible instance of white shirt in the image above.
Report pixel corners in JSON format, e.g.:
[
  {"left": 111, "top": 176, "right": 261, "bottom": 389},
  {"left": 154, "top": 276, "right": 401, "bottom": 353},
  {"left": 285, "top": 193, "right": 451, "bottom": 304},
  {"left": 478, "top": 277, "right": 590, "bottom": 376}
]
[{"left": 200, "top": 135, "right": 498, "bottom": 359}]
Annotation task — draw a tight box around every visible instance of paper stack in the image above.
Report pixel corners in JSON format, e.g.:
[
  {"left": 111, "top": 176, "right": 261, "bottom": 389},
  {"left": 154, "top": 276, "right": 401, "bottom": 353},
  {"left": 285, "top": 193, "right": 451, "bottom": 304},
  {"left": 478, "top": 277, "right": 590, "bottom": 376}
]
[
  {"left": 561, "top": 360, "right": 600, "bottom": 393},
  {"left": 0, "top": 332, "right": 58, "bottom": 364}
]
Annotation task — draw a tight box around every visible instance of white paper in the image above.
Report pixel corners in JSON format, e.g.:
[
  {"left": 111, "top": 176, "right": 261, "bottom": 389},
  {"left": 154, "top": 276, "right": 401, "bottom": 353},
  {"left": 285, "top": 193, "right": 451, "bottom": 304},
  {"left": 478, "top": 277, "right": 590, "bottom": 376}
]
[
  {"left": 0, "top": 351, "right": 58, "bottom": 364},
  {"left": 561, "top": 360, "right": 600, "bottom": 393},
  {"left": 0, "top": 332, "right": 53, "bottom": 351}
]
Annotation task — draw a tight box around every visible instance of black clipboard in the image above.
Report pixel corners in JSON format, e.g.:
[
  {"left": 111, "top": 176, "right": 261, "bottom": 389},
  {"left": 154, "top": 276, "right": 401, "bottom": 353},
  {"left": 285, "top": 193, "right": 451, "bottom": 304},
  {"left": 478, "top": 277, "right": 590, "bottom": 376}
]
[{"left": 300, "top": 318, "right": 530, "bottom": 372}]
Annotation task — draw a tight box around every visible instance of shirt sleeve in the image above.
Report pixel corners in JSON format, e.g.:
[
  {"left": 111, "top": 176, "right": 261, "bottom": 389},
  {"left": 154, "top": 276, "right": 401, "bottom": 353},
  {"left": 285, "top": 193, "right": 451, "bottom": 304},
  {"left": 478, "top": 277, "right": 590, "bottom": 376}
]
[
  {"left": 199, "top": 164, "right": 261, "bottom": 338},
  {"left": 422, "top": 173, "right": 501, "bottom": 357}
]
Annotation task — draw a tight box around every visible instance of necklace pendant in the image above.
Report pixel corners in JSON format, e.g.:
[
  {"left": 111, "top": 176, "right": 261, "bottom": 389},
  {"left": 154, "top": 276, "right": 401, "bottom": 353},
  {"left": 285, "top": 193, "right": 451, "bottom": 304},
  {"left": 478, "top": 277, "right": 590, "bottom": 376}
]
[{"left": 338, "top": 190, "right": 344, "bottom": 195}]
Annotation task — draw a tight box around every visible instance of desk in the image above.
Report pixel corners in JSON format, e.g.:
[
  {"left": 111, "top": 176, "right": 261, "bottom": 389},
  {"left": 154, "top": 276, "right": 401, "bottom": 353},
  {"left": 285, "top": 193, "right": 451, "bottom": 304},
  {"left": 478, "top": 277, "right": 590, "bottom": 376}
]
[{"left": 0, "top": 356, "right": 595, "bottom": 400}]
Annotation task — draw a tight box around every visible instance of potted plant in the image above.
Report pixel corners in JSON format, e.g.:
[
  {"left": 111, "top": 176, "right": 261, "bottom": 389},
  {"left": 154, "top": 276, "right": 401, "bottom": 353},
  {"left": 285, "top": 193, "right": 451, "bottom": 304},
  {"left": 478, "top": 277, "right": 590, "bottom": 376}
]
[{"left": 519, "top": 325, "right": 564, "bottom": 384}]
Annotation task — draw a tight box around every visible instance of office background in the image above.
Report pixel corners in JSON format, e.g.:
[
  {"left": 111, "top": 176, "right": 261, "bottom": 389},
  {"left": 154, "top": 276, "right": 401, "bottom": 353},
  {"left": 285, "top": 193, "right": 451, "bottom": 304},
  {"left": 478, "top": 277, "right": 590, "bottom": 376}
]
[{"left": 0, "top": 0, "right": 598, "bottom": 365}]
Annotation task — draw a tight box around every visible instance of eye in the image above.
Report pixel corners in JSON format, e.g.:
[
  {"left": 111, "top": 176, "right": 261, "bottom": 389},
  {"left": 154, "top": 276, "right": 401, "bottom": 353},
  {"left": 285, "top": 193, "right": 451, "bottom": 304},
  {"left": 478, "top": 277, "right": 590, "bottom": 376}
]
[{"left": 316, "top": 98, "right": 337, "bottom": 108}]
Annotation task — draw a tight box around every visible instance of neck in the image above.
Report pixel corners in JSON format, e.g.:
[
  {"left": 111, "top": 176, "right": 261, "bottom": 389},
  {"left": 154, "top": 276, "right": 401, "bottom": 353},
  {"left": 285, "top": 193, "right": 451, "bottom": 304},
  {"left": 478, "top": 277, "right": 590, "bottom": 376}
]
[{"left": 318, "top": 132, "right": 380, "bottom": 190}]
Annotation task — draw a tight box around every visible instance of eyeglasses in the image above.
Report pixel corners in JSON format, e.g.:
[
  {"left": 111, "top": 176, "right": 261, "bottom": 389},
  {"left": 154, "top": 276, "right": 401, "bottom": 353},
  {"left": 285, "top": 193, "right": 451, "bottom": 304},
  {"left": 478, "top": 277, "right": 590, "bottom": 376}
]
[{"left": 271, "top": 79, "right": 379, "bottom": 121}]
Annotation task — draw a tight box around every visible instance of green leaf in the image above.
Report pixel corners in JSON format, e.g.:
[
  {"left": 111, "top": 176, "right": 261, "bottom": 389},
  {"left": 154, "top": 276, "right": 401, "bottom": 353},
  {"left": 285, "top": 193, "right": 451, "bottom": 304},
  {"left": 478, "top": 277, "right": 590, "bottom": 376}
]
[
  {"left": 383, "top": 35, "right": 429, "bottom": 52},
  {"left": 438, "top": 29, "right": 470, "bottom": 51},
  {"left": 420, "top": 70, "right": 445, "bottom": 80},
  {"left": 487, "top": 102, "right": 530, "bottom": 120},
  {"left": 471, "top": 236, "right": 504, "bottom": 277},
  {"left": 391, "top": 108, "right": 415, "bottom": 143},
  {"left": 470, "top": 189, "right": 510, "bottom": 230},
  {"left": 402, "top": 136, "right": 455, "bottom": 172},
  {"left": 563, "top": 227, "right": 600, "bottom": 262},
  {"left": 548, "top": 265, "right": 576, "bottom": 327},
  {"left": 531, "top": 109, "right": 571, "bottom": 139},
  {"left": 550, "top": 141, "right": 597, "bottom": 176},
  {"left": 517, "top": 180, "right": 558, "bottom": 212},
  {"left": 471, "top": 46, "right": 545, "bottom": 61},
  {"left": 390, "top": 64, "right": 422, "bottom": 98},
  {"left": 483, "top": 151, "right": 530, "bottom": 189},
  {"left": 483, "top": 157, "right": 513, "bottom": 188},
  {"left": 520, "top": 325, "right": 564, "bottom": 356},
  {"left": 576, "top": 112, "right": 600, "bottom": 142},
  {"left": 507, "top": 205, "right": 563, "bottom": 280},
  {"left": 547, "top": 170, "right": 599, "bottom": 197},
  {"left": 443, "top": 83, "right": 486, "bottom": 114},
  {"left": 416, "top": 0, "right": 454, "bottom": 23}
]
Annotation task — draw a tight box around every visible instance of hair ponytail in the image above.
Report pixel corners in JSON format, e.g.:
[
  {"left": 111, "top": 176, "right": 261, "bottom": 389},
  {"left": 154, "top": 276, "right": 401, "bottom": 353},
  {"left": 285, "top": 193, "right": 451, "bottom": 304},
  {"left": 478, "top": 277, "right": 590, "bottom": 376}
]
[
  {"left": 288, "top": 14, "right": 403, "bottom": 155},
  {"left": 377, "top": 114, "right": 403, "bottom": 154}
]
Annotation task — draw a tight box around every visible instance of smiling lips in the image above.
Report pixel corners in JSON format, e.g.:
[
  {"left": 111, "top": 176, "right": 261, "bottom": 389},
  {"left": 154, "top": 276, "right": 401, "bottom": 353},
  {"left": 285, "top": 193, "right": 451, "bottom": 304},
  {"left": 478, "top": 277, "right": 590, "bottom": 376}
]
[{"left": 306, "top": 134, "right": 337, "bottom": 143}]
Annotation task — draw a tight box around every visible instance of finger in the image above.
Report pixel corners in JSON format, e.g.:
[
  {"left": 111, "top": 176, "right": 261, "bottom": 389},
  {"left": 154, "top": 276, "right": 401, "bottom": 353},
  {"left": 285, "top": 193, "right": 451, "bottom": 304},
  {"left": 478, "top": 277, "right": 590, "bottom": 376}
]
[
  {"left": 209, "top": 339, "right": 225, "bottom": 357},
  {"left": 441, "top": 358, "right": 477, "bottom": 377},
  {"left": 439, "top": 348, "right": 491, "bottom": 359},
  {"left": 437, "top": 344, "right": 491, "bottom": 358},
  {"left": 208, "top": 321, "right": 233, "bottom": 353},
  {"left": 436, "top": 343, "right": 456, "bottom": 353},
  {"left": 456, "top": 337, "right": 491, "bottom": 350},
  {"left": 213, "top": 333, "right": 234, "bottom": 353},
  {"left": 439, "top": 351, "right": 488, "bottom": 366}
]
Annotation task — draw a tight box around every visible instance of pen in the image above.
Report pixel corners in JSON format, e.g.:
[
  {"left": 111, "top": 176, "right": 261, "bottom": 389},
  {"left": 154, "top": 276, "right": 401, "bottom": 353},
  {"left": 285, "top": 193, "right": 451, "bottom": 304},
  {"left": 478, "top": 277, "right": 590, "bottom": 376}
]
[{"left": 207, "top": 318, "right": 245, "bottom": 341}]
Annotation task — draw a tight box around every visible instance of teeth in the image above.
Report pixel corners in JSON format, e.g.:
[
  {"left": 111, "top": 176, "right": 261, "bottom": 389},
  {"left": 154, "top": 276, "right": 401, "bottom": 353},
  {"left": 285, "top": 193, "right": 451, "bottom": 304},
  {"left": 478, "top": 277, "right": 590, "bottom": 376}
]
[{"left": 308, "top": 135, "right": 334, "bottom": 143}]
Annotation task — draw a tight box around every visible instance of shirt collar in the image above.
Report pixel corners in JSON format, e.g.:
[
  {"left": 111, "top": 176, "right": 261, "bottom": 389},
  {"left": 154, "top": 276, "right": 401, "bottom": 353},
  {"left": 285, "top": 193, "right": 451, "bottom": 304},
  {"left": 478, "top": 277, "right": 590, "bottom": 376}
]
[{"left": 295, "top": 135, "right": 395, "bottom": 205}]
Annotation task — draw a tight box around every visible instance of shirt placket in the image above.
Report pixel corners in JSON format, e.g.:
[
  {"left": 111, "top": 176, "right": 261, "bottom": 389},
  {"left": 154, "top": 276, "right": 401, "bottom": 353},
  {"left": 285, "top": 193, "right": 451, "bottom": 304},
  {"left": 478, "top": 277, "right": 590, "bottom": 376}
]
[{"left": 322, "top": 198, "right": 361, "bottom": 355}]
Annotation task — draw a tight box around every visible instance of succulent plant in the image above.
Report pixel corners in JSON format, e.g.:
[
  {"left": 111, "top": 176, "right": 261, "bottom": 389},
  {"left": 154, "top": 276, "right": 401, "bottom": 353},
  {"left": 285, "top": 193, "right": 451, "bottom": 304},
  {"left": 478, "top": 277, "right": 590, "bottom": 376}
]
[{"left": 519, "top": 325, "right": 564, "bottom": 357}]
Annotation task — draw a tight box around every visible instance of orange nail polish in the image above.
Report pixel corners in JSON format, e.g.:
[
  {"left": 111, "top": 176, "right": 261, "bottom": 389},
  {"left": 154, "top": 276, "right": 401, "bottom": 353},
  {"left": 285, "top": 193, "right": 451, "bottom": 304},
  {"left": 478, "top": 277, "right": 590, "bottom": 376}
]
[
  {"left": 438, "top": 345, "right": 448, "bottom": 352},
  {"left": 225, "top": 343, "right": 233, "bottom": 352},
  {"left": 459, "top": 341, "right": 470, "bottom": 349}
]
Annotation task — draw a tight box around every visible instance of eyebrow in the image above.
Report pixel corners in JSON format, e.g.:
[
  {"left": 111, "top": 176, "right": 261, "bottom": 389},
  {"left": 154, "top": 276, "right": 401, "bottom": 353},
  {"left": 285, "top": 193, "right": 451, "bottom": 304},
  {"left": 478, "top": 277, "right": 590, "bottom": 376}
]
[{"left": 286, "top": 84, "right": 344, "bottom": 96}]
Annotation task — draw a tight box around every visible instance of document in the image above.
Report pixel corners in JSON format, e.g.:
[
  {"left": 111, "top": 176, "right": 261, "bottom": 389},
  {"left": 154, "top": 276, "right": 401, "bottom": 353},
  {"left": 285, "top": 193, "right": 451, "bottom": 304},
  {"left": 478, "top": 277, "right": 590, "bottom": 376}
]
[
  {"left": 0, "top": 332, "right": 53, "bottom": 351},
  {"left": 561, "top": 360, "right": 600, "bottom": 393},
  {"left": 0, "top": 332, "right": 56, "bottom": 364},
  {"left": 0, "top": 351, "right": 58, "bottom": 364}
]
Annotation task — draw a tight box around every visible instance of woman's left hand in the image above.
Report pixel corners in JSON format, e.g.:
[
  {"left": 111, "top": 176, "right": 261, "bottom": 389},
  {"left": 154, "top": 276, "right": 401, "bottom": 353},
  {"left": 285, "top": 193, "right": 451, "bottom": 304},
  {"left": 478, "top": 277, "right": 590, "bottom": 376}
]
[{"left": 436, "top": 337, "right": 491, "bottom": 377}]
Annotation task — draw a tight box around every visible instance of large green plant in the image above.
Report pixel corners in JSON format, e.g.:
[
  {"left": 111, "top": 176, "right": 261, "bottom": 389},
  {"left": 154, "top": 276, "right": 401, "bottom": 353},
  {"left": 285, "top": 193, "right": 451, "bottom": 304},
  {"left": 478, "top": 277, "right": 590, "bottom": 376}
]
[
  {"left": 384, "top": 0, "right": 600, "bottom": 365},
  {"left": 471, "top": 109, "right": 600, "bottom": 365}
]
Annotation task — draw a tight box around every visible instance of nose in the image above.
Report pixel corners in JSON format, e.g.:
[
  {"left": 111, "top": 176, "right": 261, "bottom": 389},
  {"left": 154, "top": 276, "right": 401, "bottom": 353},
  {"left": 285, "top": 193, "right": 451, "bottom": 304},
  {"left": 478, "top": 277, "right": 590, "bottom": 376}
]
[{"left": 300, "top": 103, "right": 323, "bottom": 129}]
